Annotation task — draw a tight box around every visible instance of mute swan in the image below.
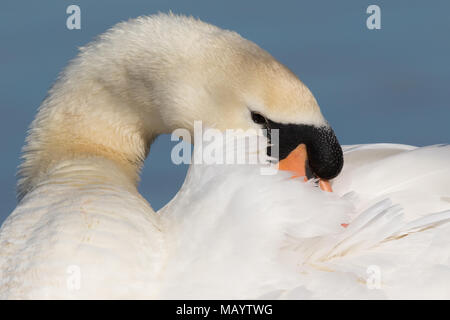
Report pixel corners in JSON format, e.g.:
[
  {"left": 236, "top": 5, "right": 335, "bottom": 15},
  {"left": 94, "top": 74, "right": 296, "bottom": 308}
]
[{"left": 1, "top": 13, "right": 449, "bottom": 299}]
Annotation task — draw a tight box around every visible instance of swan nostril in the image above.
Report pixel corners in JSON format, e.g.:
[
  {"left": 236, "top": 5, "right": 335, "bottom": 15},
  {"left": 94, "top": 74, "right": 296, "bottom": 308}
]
[{"left": 305, "top": 161, "right": 315, "bottom": 180}]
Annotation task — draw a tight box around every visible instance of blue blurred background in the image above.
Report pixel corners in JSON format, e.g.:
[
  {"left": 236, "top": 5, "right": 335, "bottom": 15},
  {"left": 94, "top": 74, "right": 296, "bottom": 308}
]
[{"left": 1, "top": 0, "right": 449, "bottom": 224}]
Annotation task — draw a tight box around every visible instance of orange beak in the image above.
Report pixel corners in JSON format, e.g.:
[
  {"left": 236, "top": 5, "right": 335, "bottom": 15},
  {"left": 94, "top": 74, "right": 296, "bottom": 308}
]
[{"left": 278, "top": 144, "right": 333, "bottom": 192}]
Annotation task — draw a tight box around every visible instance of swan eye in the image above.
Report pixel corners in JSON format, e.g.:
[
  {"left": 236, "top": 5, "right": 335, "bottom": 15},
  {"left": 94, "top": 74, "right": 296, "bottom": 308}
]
[{"left": 251, "top": 111, "right": 267, "bottom": 125}]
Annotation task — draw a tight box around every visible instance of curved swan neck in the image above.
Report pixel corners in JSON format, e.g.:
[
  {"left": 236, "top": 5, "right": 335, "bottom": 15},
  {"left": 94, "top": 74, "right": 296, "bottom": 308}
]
[
  {"left": 17, "top": 68, "right": 164, "bottom": 199},
  {"left": 17, "top": 13, "right": 322, "bottom": 200},
  {"left": 17, "top": 42, "right": 165, "bottom": 200},
  {"left": 17, "top": 14, "right": 221, "bottom": 199}
]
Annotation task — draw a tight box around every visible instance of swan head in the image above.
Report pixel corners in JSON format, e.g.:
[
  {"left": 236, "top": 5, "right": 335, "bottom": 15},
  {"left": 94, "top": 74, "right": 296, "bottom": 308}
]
[
  {"left": 139, "top": 15, "right": 343, "bottom": 180},
  {"left": 18, "top": 14, "right": 343, "bottom": 198},
  {"left": 169, "top": 53, "right": 343, "bottom": 180}
]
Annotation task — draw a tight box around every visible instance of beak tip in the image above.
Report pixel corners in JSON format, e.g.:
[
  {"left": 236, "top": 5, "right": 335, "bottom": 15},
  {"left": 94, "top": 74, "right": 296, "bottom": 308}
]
[{"left": 278, "top": 144, "right": 333, "bottom": 192}]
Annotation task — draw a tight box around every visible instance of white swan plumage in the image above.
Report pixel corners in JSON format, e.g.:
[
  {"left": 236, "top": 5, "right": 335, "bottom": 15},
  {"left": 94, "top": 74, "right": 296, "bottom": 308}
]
[{"left": 0, "top": 13, "right": 449, "bottom": 299}]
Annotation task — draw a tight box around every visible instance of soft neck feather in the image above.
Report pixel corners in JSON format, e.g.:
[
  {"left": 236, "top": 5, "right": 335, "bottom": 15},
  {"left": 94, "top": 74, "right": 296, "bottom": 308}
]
[{"left": 18, "top": 69, "right": 156, "bottom": 199}]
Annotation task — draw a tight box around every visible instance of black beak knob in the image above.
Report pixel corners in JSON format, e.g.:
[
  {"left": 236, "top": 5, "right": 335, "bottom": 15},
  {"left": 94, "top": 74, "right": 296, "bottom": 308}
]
[{"left": 266, "top": 121, "right": 344, "bottom": 180}]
